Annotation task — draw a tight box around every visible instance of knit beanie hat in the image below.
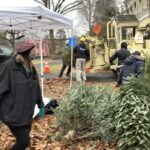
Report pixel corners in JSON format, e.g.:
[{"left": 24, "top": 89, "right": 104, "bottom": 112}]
[{"left": 15, "top": 36, "right": 35, "bottom": 54}]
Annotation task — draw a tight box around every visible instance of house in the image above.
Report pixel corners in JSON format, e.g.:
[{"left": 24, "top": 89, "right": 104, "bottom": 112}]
[
  {"left": 124, "top": 0, "right": 150, "bottom": 22},
  {"left": 124, "top": 0, "right": 150, "bottom": 35},
  {"left": 124, "top": 0, "right": 150, "bottom": 48},
  {"left": 31, "top": 40, "right": 49, "bottom": 57}
]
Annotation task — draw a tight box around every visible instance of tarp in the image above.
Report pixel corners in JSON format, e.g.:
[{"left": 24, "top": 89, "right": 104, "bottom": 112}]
[{"left": 0, "top": 0, "right": 73, "bottom": 30}]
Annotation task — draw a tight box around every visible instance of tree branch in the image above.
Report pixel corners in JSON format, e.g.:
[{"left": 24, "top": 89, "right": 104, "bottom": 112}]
[
  {"left": 55, "top": 0, "right": 65, "bottom": 12},
  {"left": 54, "top": 0, "right": 61, "bottom": 11},
  {"left": 60, "top": 1, "right": 82, "bottom": 13},
  {"left": 60, "top": 2, "right": 82, "bottom": 14},
  {"left": 62, "top": 8, "right": 81, "bottom": 15}
]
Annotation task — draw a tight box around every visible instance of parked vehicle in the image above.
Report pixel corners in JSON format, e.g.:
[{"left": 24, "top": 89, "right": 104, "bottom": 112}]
[{"left": 0, "top": 45, "right": 14, "bottom": 65}]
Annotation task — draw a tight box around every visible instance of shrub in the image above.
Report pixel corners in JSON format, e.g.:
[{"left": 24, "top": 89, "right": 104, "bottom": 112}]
[
  {"left": 115, "top": 58, "right": 150, "bottom": 150},
  {"left": 55, "top": 85, "right": 118, "bottom": 141}
]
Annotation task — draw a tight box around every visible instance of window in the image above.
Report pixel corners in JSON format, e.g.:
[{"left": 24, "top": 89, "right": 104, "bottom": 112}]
[
  {"left": 144, "top": 24, "right": 150, "bottom": 39},
  {"left": 134, "top": 1, "right": 136, "bottom": 8},
  {"left": 0, "top": 46, "right": 13, "bottom": 55},
  {"left": 122, "top": 27, "right": 135, "bottom": 40},
  {"left": 130, "top": 6, "right": 133, "bottom": 13},
  {"left": 127, "top": 9, "right": 129, "bottom": 13}
]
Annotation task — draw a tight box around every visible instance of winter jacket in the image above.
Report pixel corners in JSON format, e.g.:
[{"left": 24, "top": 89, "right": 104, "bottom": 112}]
[
  {"left": 109, "top": 48, "right": 131, "bottom": 66},
  {"left": 56, "top": 45, "right": 71, "bottom": 64},
  {"left": 117, "top": 54, "right": 145, "bottom": 85},
  {"left": 0, "top": 55, "right": 44, "bottom": 126},
  {"left": 74, "top": 43, "right": 89, "bottom": 60}
]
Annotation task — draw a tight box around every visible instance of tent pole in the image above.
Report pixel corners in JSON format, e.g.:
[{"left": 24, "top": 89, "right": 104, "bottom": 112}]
[
  {"left": 70, "top": 27, "right": 73, "bottom": 87},
  {"left": 39, "top": 25, "right": 44, "bottom": 97}
]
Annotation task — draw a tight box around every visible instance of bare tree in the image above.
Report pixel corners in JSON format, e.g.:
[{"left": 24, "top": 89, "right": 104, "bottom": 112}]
[
  {"left": 0, "top": 30, "right": 24, "bottom": 49},
  {"left": 76, "top": 0, "right": 118, "bottom": 36},
  {"left": 77, "top": 0, "right": 96, "bottom": 35},
  {"left": 56, "top": 29, "right": 66, "bottom": 39},
  {"left": 42, "top": 0, "right": 82, "bottom": 55}
]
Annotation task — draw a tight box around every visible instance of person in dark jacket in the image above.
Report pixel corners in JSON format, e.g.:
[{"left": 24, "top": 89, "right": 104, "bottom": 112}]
[
  {"left": 74, "top": 37, "right": 89, "bottom": 82},
  {"left": 57, "top": 40, "right": 71, "bottom": 78},
  {"left": 0, "top": 39, "right": 44, "bottom": 150},
  {"left": 117, "top": 51, "right": 145, "bottom": 86},
  {"left": 109, "top": 41, "right": 131, "bottom": 66}
]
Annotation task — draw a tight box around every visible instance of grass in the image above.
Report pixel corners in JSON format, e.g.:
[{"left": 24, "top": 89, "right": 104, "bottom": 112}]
[{"left": 33, "top": 58, "right": 62, "bottom": 75}]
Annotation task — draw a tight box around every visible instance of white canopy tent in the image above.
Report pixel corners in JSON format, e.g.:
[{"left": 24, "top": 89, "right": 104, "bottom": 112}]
[
  {"left": 0, "top": 0, "right": 73, "bottom": 98},
  {"left": 0, "top": 0, "right": 72, "bottom": 30}
]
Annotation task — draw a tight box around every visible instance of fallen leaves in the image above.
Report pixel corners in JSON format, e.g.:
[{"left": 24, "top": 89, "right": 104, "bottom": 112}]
[
  {"left": 0, "top": 79, "right": 116, "bottom": 150},
  {"left": 44, "top": 78, "right": 70, "bottom": 99},
  {"left": 0, "top": 124, "right": 15, "bottom": 150}
]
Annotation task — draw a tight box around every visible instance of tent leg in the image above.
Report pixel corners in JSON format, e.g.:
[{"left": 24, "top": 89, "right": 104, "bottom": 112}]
[
  {"left": 40, "top": 29, "right": 44, "bottom": 97},
  {"left": 70, "top": 28, "right": 74, "bottom": 87}
]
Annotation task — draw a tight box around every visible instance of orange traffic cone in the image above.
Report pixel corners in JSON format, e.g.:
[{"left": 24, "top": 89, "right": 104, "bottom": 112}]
[{"left": 44, "top": 62, "right": 51, "bottom": 73}]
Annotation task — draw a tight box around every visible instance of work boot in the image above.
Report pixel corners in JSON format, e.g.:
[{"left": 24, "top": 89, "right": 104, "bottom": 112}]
[{"left": 57, "top": 75, "right": 62, "bottom": 78}]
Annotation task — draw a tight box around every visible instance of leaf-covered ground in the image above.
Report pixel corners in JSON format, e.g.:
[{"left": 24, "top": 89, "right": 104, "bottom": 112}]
[{"left": 0, "top": 78, "right": 117, "bottom": 150}]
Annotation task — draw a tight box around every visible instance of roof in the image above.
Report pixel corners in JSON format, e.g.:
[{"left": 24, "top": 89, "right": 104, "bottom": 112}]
[
  {"left": 116, "top": 15, "right": 138, "bottom": 22},
  {"left": 139, "top": 18, "right": 150, "bottom": 28}
]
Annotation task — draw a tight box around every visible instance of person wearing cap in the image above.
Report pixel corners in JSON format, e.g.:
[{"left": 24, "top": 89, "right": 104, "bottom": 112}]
[
  {"left": 0, "top": 39, "right": 45, "bottom": 150},
  {"left": 56, "top": 40, "right": 71, "bottom": 78},
  {"left": 109, "top": 42, "right": 131, "bottom": 66},
  {"left": 74, "top": 37, "right": 89, "bottom": 82},
  {"left": 117, "top": 51, "right": 145, "bottom": 86}
]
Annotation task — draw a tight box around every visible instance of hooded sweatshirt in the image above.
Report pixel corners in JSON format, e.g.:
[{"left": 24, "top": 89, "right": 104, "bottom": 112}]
[
  {"left": 74, "top": 43, "right": 89, "bottom": 59},
  {"left": 117, "top": 54, "right": 145, "bottom": 85},
  {"left": 109, "top": 48, "right": 131, "bottom": 65}
]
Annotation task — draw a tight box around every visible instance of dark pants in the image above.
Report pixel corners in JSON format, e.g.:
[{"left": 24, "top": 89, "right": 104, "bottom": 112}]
[
  {"left": 58, "top": 62, "right": 71, "bottom": 78},
  {"left": 8, "top": 125, "right": 31, "bottom": 150}
]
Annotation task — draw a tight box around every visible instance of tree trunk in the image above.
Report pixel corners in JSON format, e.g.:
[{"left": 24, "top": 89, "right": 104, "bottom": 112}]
[
  {"left": 12, "top": 32, "right": 15, "bottom": 50},
  {"left": 43, "top": 0, "right": 48, "bottom": 7},
  {"left": 49, "top": 29, "right": 55, "bottom": 57},
  {"left": 88, "top": 0, "right": 92, "bottom": 35}
]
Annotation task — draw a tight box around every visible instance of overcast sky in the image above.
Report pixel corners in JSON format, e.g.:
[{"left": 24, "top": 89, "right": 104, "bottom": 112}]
[
  {"left": 63, "top": 0, "right": 82, "bottom": 36},
  {"left": 1, "top": 0, "right": 123, "bottom": 36},
  {"left": 65, "top": 0, "right": 124, "bottom": 36},
  {"left": 41, "top": 0, "right": 124, "bottom": 36}
]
